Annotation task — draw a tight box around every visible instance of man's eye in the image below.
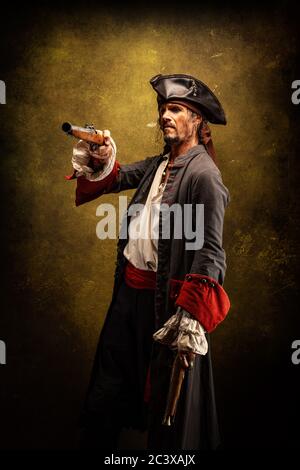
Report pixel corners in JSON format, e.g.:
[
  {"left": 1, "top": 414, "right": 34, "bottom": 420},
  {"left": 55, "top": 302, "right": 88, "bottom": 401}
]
[
  {"left": 169, "top": 106, "right": 181, "bottom": 113},
  {"left": 159, "top": 105, "right": 182, "bottom": 116}
]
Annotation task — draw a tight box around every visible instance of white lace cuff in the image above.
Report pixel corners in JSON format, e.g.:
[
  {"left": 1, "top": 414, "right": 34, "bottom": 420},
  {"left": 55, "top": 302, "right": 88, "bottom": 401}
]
[
  {"left": 71, "top": 136, "right": 117, "bottom": 182},
  {"left": 153, "top": 307, "right": 208, "bottom": 355}
]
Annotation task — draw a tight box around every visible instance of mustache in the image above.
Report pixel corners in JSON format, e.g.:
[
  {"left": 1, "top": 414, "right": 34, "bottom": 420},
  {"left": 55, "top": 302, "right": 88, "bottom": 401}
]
[{"left": 160, "top": 123, "right": 176, "bottom": 130}]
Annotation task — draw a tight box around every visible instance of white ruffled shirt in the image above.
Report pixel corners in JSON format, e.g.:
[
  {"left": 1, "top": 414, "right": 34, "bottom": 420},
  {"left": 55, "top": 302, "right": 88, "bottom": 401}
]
[
  {"left": 153, "top": 306, "right": 208, "bottom": 355},
  {"left": 123, "top": 157, "right": 169, "bottom": 271}
]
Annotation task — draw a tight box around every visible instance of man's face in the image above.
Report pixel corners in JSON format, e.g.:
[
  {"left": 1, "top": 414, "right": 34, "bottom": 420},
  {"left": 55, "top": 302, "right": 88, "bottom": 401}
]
[{"left": 159, "top": 102, "right": 201, "bottom": 146}]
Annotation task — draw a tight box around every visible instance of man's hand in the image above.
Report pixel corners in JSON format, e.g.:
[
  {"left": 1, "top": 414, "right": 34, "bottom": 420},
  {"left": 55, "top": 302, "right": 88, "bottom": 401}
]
[
  {"left": 88, "top": 129, "right": 113, "bottom": 163},
  {"left": 178, "top": 351, "right": 196, "bottom": 370}
]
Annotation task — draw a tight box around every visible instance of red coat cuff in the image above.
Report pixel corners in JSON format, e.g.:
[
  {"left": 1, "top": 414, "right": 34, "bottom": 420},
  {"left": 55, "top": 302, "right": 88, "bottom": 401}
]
[
  {"left": 175, "top": 274, "right": 230, "bottom": 333},
  {"left": 73, "top": 161, "right": 120, "bottom": 206}
]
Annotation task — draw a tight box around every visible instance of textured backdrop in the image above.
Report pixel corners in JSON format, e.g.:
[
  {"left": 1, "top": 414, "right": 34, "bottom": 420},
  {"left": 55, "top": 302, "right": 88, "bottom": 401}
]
[{"left": 1, "top": 1, "right": 300, "bottom": 449}]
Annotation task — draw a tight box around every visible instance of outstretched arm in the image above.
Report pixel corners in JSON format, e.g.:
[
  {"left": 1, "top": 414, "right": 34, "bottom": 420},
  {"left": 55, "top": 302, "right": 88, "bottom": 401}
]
[{"left": 65, "top": 130, "right": 159, "bottom": 206}]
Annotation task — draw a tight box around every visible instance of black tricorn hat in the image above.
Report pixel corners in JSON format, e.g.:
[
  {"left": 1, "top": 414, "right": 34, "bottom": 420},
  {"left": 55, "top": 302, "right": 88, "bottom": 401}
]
[{"left": 150, "top": 73, "right": 226, "bottom": 125}]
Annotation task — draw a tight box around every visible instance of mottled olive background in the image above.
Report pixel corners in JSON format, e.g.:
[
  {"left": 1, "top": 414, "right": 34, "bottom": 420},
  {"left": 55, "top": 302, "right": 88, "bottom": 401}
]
[{"left": 1, "top": 1, "right": 300, "bottom": 449}]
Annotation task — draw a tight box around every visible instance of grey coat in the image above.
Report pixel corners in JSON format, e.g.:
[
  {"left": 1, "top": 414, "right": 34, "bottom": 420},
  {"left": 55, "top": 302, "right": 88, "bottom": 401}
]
[{"left": 111, "top": 144, "right": 230, "bottom": 329}]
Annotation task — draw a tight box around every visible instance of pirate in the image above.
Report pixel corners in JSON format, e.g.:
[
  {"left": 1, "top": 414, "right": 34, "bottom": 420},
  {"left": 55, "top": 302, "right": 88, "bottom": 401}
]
[{"left": 68, "top": 74, "right": 231, "bottom": 449}]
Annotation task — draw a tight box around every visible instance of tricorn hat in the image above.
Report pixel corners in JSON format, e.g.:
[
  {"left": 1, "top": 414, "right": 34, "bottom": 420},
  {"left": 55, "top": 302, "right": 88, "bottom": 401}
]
[{"left": 150, "top": 73, "right": 226, "bottom": 125}]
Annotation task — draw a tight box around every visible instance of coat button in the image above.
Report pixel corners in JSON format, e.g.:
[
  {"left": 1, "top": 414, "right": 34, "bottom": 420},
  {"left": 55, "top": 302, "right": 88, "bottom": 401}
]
[
  {"left": 186, "top": 275, "right": 192, "bottom": 281},
  {"left": 209, "top": 282, "right": 215, "bottom": 287},
  {"left": 201, "top": 278, "right": 207, "bottom": 283}
]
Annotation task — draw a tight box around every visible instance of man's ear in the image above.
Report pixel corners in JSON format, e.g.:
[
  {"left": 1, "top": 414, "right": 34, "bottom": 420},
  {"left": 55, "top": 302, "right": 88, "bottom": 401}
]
[
  {"left": 196, "top": 114, "right": 202, "bottom": 126},
  {"left": 192, "top": 113, "right": 202, "bottom": 136},
  {"left": 191, "top": 111, "right": 202, "bottom": 126}
]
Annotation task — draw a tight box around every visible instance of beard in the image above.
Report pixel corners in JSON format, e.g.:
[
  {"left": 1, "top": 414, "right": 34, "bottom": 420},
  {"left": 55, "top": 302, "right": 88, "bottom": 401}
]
[{"left": 163, "top": 134, "right": 180, "bottom": 146}]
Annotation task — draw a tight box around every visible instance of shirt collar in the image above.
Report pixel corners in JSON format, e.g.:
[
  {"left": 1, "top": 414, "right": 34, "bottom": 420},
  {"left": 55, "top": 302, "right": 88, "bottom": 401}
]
[{"left": 171, "top": 144, "right": 206, "bottom": 167}]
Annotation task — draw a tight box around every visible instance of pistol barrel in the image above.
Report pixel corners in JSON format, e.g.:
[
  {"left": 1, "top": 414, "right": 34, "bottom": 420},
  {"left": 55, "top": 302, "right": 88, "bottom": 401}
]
[{"left": 62, "top": 122, "right": 104, "bottom": 146}]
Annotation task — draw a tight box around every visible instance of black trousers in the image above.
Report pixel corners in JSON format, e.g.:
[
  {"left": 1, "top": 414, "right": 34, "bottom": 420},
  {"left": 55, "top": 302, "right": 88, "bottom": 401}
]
[{"left": 79, "top": 280, "right": 156, "bottom": 449}]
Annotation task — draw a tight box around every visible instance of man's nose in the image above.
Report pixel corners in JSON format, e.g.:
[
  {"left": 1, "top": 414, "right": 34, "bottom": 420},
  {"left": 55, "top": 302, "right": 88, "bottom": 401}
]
[{"left": 162, "top": 109, "right": 172, "bottom": 121}]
